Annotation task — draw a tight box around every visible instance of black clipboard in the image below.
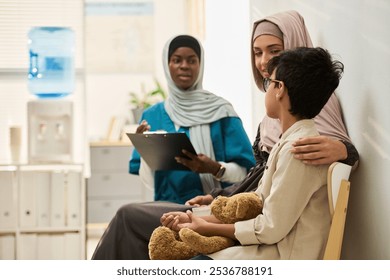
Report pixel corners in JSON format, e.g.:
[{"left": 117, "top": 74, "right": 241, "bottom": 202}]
[{"left": 127, "top": 132, "right": 197, "bottom": 171}]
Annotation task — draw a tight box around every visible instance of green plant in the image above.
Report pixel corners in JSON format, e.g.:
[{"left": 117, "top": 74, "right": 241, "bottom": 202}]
[{"left": 129, "top": 78, "right": 167, "bottom": 109}]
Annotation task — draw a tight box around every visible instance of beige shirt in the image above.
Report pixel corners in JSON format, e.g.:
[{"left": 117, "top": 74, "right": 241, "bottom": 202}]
[{"left": 208, "top": 119, "right": 331, "bottom": 260}]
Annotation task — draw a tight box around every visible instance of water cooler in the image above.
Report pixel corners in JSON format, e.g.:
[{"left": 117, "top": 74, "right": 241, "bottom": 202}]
[
  {"left": 27, "top": 27, "right": 75, "bottom": 164},
  {"left": 28, "top": 99, "right": 73, "bottom": 163}
]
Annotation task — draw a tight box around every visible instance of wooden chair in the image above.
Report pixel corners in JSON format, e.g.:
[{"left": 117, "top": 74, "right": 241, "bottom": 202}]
[{"left": 323, "top": 162, "right": 352, "bottom": 260}]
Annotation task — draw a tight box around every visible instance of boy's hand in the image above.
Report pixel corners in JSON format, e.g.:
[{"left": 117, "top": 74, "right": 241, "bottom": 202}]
[
  {"left": 160, "top": 211, "right": 191, "bottom": 231},
  {"left": 177, "top": 210, "right": 208, "bottom": 235}
]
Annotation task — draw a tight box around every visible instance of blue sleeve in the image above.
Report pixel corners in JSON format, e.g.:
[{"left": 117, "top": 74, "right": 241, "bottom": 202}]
[
  {"left": 211, "top": 117, "right": 255, "bottom": 171},
  {"left": 129, "top": 148, "right": 141, "bottom": 174}
]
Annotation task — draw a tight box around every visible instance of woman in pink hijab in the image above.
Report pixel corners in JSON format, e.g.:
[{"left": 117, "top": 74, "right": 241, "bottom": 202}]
[
  {"left": 252, "top": 10, "right": 358, "bottom": 168},
  {"left": 179, "top": 10, "right": 358, "bottom": 260}
]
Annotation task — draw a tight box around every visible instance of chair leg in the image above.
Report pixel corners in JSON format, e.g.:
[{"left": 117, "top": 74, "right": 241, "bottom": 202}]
[{"left": 323, "top": 180, "right": 350, "bottom": 260}]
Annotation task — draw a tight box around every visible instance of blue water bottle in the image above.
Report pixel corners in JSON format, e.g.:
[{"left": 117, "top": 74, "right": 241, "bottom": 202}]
[{"left": 28, "top": 27, "right": 75, "bottom": 98}]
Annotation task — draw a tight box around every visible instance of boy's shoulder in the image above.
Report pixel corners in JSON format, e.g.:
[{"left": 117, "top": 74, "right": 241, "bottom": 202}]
[
  {"left": 273, "top": 119, "right": 319, "bottom": 157},
  {"left": 283, "top": 119, "right": 319, "bottom": 142}
]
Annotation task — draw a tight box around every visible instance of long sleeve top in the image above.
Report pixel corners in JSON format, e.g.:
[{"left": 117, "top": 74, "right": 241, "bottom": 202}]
[
  {"left": 129, "top": 102, "right": 255, "bottom": 204},
  {"left": 208, "top": 119, "right": 331, "bottom": 260}
]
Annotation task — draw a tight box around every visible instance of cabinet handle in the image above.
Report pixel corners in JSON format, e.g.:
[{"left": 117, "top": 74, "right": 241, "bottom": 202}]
[{"left": 102, "top": 175, "right": 111, "bottom": 181}]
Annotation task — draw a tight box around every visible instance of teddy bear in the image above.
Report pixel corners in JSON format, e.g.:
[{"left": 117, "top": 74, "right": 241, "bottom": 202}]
[{"left": 148, "top": 192, "right": 263, "bottom": 260}]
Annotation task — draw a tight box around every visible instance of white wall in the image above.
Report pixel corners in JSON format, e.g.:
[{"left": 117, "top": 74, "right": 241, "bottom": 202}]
[
  {"left": 203, "top": 0, "right": 253, "bottom": 138},
  {"left": 250, "top": 0, "right": 390, "bottom": 259},
  {"left": 86, "top": 0, "right": 189, "bottom": 141},
  {"left": 86, "top": 0, "right": 256, "bottom": 141}
]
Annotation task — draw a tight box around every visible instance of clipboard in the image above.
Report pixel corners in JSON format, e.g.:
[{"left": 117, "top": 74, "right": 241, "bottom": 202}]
[{"left": 127, "top": 132, "right": 197, "bottom": 171}]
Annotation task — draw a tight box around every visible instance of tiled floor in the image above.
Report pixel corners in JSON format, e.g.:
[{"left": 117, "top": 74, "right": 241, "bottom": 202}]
[{"left": 86, "top": 223, "right": 107, "bottom": 260}]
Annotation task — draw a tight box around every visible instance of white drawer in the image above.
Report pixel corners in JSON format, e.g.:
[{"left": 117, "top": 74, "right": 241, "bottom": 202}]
[
  {"left": 90, "top": 146, "right": 133, "bottom": 172},
  {"left": 87, "top": 198, "right": 141, "bottom": 223},
  {"left": 87, "top": 172, "right": 143, "bottom": 198}
]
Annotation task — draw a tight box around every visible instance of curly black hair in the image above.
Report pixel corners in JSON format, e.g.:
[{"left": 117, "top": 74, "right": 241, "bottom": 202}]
[{"left": 267, "top": 47, "right": 344, "bottom": 119}]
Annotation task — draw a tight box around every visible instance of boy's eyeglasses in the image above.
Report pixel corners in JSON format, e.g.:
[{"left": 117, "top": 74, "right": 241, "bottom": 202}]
[{"left": 263, "top": 78, "right": 282, "bottom": 91}]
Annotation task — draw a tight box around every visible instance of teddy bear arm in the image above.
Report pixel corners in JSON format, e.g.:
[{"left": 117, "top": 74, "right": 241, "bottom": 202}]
[
  {"left": 236, "top": 197, "right": 263, "bottom": 220},
  {"left": 148, "top": 226, "right": 199, "bottom": 260}
]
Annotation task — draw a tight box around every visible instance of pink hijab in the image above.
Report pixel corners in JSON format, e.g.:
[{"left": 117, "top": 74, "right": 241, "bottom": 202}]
[{"left": 251, "top": 10, "right": 352, "bottom": 152}]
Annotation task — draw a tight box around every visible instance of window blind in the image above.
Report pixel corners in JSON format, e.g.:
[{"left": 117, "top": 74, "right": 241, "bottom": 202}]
[{"left": 0, "top": 0, "right": 84, "bottom": 70}]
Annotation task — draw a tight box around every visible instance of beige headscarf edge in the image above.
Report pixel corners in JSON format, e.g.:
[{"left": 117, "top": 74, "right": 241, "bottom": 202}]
[{"left": 251, "top": 10, "right": 313, "bottom": 92}]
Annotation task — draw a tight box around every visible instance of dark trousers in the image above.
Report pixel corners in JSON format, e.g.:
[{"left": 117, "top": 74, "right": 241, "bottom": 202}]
[
  {"left": 91, "top": 160, "right": 267, "bottom": 260},
  {"left": 91, "top": 202, "right": 192, "bottom": 259}
]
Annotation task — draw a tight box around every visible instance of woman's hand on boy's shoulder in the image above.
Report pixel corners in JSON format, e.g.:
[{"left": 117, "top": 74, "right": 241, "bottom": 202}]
[{"left": 290, "top": 135, "right": 347, "bottom": 165}]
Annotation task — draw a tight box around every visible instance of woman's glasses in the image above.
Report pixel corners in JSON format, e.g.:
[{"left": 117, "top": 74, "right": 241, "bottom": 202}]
[{"left": 263, "top": 78, "right": 282, "bottom": 91}]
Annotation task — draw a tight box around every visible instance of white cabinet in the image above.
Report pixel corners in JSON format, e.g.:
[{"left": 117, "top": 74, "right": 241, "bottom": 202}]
[
  {"left": 0, "top": 169, "right": 17, "bottom": 230},
  {"left": 87, "top": 143, "right": 145, "bottom": 224},
  {"left": 0, "top": 164, "right": 85, "bottom": 260}
]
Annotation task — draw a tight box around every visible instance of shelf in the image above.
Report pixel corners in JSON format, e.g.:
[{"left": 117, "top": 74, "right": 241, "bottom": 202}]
[
  {"left": 19, "top": 227, "right": 82, "bottom": 234},
  {"left": 18, "top": 164, "right": 83, "bottom": 172},
  {"left": 89, "top": 141, "right": 132, "bottom": 147},
  {"left": 0, "top": 163, "right": 83, "bottom": 171},
  {"left": 0, "top": 228, "right": 17, "bottom": 234},
  {"left": 0, "top": 164, "right": 86, "bottom": 260},
  {"left": 0, "top": 165, "right": 17, "bottom": 171}
]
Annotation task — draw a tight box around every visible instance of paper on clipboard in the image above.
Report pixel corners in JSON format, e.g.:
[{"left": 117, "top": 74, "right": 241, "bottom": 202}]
[{"left": 126, "top": 132, "right": 197, "bottom": 171}]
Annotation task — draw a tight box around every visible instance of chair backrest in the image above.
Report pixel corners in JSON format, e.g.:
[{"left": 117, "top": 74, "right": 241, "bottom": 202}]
[{"left": 323, "top": 162, "right": 352, "bottom": 260}]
